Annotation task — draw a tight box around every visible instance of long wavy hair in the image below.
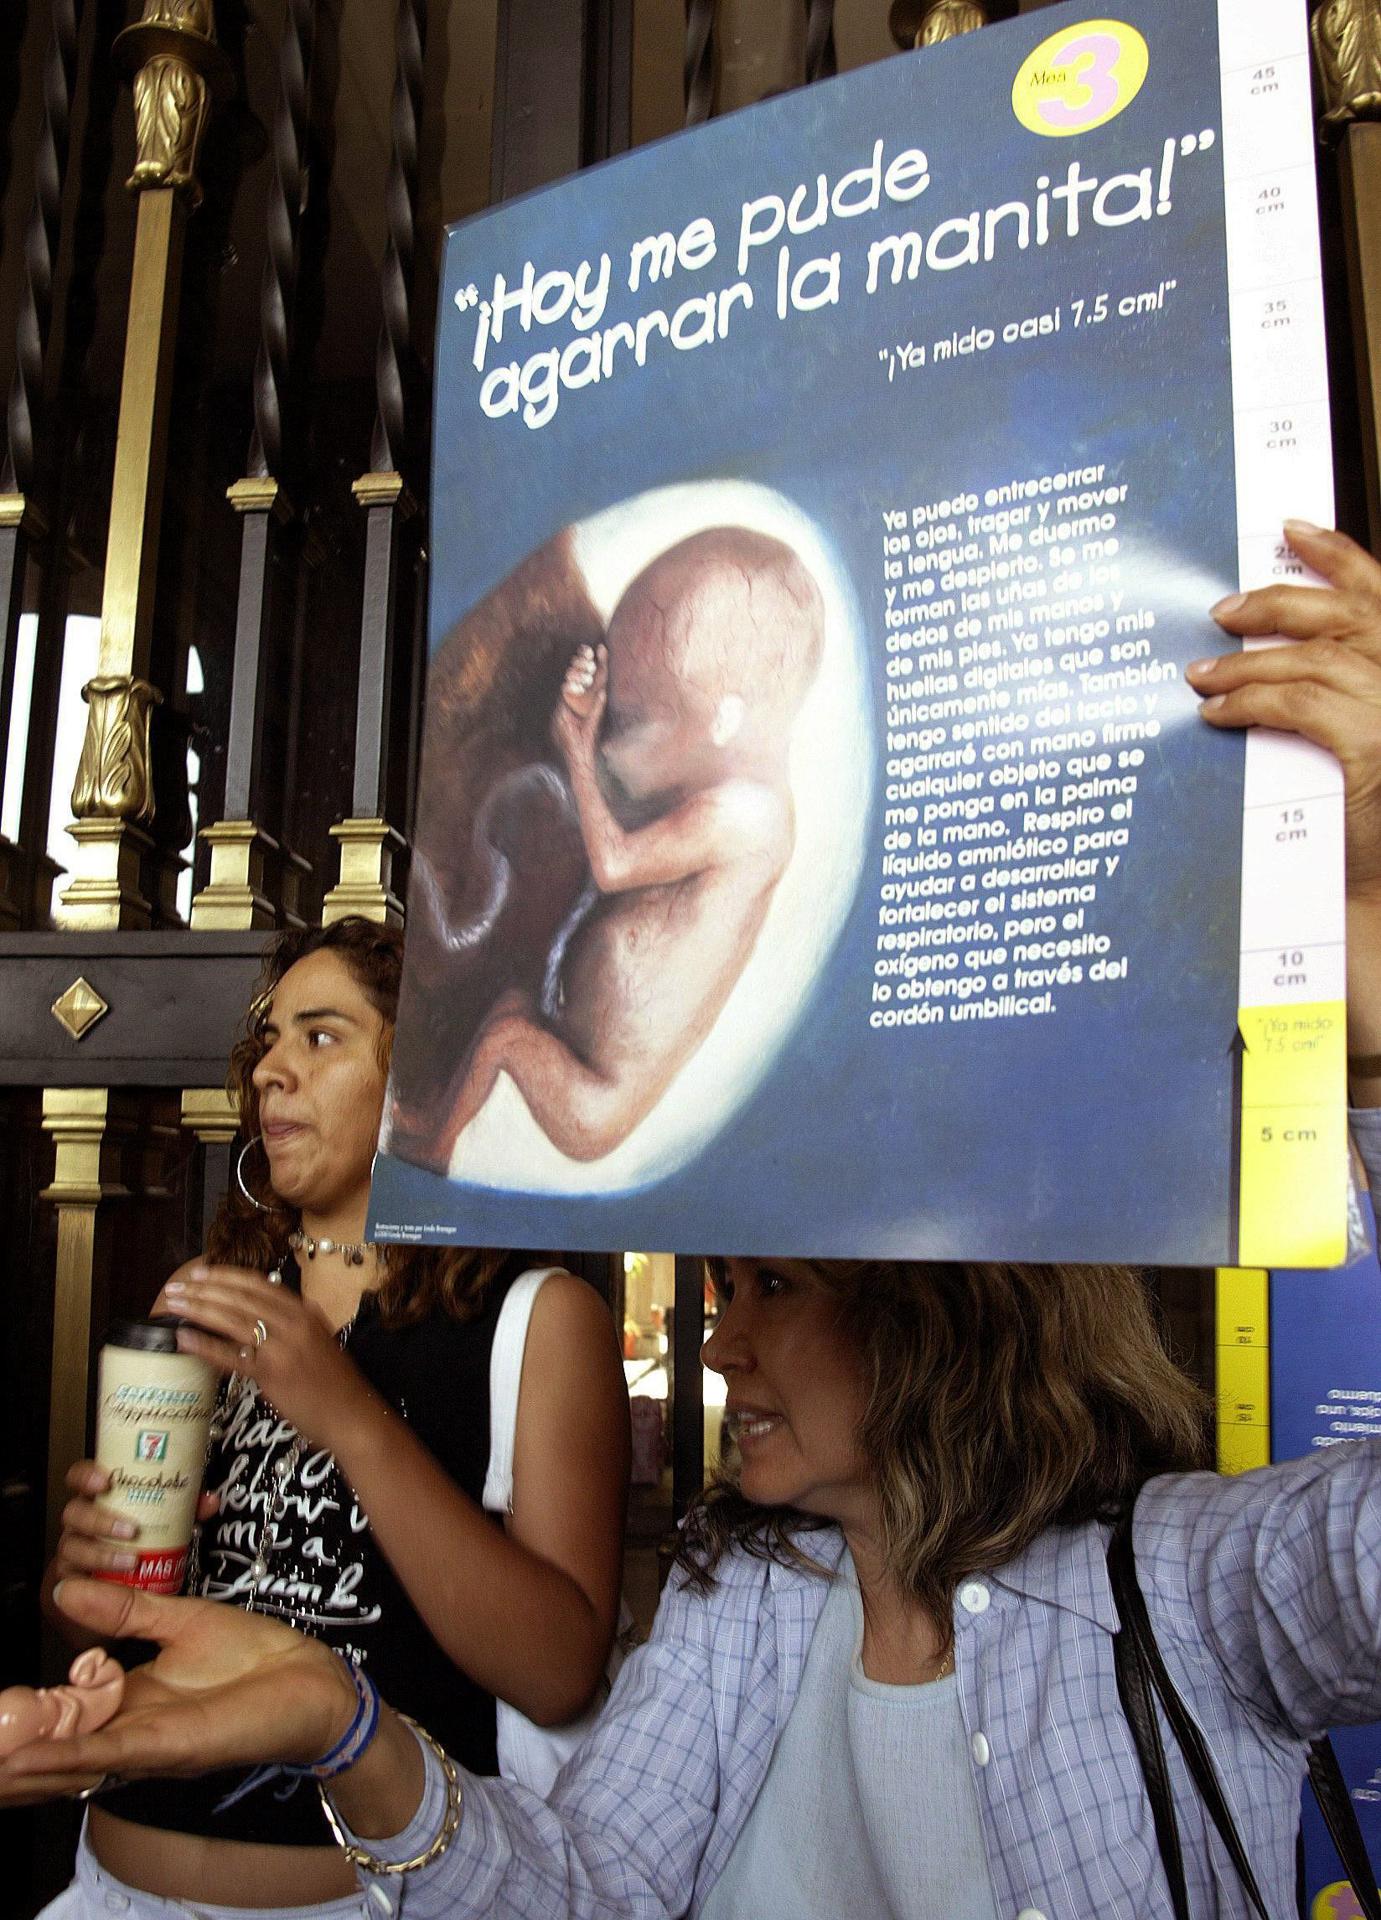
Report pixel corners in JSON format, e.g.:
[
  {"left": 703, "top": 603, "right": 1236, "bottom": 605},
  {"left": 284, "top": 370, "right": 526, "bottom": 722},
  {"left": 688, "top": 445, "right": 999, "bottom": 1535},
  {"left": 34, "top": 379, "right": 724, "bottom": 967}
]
[
  {"left": 677, "top": 1258, "right": 1211, "bottom": 1626},
  {"left": 206, "top": 916, "right": 528, "bottom": 1324}
]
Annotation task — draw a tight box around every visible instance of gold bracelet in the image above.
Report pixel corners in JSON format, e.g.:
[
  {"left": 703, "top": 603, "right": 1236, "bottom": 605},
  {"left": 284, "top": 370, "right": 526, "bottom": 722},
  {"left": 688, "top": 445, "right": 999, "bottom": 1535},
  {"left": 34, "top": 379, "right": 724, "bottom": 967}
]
[{"left": 317, "top": 1715, "right": 463, "bottom": 1876}]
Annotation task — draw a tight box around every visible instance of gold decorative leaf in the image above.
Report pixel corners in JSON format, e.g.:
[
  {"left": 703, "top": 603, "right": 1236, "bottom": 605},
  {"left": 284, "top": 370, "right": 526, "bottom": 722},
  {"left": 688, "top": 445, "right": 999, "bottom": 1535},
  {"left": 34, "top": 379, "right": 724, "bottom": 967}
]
[
  {"left": 918, "top": 0, "right": 988, "bottom": 47},
  {"left": 1312, "top": 0, "right": 1381, "bottom": 133},
  {"left": 70, "top": 677, "right": 161, "bottom": 823}
]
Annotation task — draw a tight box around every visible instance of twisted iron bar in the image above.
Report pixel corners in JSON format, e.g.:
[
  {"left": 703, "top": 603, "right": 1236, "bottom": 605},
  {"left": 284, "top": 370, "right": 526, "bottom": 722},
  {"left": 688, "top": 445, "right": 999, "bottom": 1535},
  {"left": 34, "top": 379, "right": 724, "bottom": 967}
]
[
  {"left": 684, "top": 0, "right": 715, "bottom": 126},
  {"left": 3, "top": 0, "right": 82, "bottom": 496},
  {"left": 0, "top": 5, "right": 30, "bottom": 250},
  {"left": 247, "top": 0, "right": 315, "bottom": 480},
  {"left": 803, "top": 0, "right": 837, "bottom": 84},
  {"left": 370, "top": 0, "right": 426, "bottom": 476}
]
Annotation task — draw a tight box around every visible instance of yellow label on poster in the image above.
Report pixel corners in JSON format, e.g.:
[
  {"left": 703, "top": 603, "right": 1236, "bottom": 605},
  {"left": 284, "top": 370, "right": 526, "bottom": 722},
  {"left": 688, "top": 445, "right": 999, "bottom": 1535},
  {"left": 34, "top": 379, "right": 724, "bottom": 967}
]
[
  {"left": 1240, "top": 1001, "right": 1345, "bottom": 1110},
  {"left": 1012, "top": 20, "right": 1149, "bottom": 136},
  {"left": 1238, "top": 1103, "right": 1349, "bottom": 1268},
  {"left": 1238, "top": 999, "right": 1347, "bottom": 1267}
]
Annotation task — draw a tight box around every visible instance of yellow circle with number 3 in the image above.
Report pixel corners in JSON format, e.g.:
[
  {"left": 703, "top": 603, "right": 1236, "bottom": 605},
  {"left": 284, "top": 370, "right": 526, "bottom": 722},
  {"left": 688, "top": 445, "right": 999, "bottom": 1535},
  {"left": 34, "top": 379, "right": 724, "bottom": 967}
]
[
  {"left": 1312, "top": 1882, "right": 1365, "bottom": 1920},
  {"left": 1013, "top": 20, "right": 1149, "bottom": 137}
]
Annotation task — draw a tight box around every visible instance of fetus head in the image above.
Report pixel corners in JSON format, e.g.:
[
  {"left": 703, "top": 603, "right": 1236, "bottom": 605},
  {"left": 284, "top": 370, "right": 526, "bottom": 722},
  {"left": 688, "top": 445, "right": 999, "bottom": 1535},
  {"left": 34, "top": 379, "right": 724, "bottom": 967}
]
[{"left": 601, "top": 527, "right": 825, "bottom": 786}]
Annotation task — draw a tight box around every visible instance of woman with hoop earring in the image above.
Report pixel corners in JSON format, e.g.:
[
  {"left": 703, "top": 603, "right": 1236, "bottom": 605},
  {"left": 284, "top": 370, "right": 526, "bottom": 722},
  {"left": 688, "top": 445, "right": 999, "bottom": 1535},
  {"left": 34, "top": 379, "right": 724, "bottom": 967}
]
[{"left": 37, "top": 914, "right": 630, "bottom": 1920}]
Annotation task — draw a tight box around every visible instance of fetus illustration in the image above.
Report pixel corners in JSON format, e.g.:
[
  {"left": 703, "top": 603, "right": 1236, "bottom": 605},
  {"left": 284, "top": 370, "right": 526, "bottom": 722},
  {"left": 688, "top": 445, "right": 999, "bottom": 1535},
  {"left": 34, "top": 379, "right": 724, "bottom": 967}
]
[
  {"left": 0, "top": 1648, "right": 125, "bottom": 1756},
  {"left": 421, "top": 525, "right": 825, "bottom": 1165}
]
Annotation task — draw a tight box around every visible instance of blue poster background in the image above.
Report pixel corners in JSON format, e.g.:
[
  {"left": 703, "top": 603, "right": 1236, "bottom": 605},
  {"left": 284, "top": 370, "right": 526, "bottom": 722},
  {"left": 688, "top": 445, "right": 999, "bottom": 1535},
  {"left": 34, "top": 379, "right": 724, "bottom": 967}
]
[
  {"left": 370, "top": 0, "right": 1250, "bottom": 1262},
  {"left": 1273, "top": 1218, "right": 1381, "bottom": 1917}
]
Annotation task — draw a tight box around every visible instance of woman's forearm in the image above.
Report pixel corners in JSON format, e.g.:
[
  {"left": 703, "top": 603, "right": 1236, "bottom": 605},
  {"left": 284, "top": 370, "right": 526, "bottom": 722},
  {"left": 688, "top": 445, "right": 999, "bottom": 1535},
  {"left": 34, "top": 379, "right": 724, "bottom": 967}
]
[
  {"left": 327, "top": 1704, "right": 426, "bottom": 1839},
  {"left": 328, "top": 1396, "right": 610, "bottom": 1724},
  {"left": 328, "top": 1685, "right": 689, "bottom": 1920}
]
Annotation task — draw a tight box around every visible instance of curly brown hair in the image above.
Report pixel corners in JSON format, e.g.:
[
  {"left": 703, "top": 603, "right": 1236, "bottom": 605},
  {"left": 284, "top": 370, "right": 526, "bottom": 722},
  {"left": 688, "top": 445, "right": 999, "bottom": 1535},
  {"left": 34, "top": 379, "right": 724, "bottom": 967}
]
[
  {"left": 677, "top": 1257, "right": 1211, "bottom": 1628},
  {"left": 207, "top": 915, "right": 541, "bottom": 1324}
]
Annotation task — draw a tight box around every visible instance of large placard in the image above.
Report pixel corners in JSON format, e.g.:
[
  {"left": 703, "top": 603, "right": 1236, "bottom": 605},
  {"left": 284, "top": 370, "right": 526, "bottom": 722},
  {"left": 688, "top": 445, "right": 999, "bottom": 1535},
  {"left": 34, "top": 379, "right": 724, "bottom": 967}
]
[{"left": 369, "top": 0, "right": 1344, "bottom": 1264}]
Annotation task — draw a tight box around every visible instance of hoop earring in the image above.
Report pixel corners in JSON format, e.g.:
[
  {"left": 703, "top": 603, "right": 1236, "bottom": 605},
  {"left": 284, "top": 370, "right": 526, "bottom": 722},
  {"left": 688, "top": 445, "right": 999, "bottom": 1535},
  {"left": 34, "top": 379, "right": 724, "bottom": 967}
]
[{"left": 235, "top": 1136, "right": 284, "bottom": 1214}]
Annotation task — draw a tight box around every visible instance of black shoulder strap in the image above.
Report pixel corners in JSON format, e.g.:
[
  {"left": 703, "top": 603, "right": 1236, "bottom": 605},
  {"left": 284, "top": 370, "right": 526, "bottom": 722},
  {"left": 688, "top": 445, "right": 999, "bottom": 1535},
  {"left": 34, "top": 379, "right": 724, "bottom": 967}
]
[
  {"left": 1109, "top": 1515, "right": 1381, "bottom": 1920},
  {"left": 1110, "top": 1553, "right": 1193, "bottom": 1920},
  {"left": 1109, "top": 1515, "right": 1272, "bottom": 1918}
]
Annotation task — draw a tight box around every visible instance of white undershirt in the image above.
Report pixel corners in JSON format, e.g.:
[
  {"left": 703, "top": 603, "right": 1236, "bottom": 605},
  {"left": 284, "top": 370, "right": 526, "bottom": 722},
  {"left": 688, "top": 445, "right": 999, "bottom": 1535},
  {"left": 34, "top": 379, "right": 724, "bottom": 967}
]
[{"left": 702, "top": 1550, "right": 1001, "bottom": 1920}]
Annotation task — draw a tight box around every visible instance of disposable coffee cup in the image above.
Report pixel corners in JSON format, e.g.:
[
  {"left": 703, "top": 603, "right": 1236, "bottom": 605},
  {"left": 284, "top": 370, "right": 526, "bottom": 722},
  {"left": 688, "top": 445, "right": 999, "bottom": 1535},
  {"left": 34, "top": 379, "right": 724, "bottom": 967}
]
[{"left": 94, "top": 1317, "right": 217, "bottom": 1595}]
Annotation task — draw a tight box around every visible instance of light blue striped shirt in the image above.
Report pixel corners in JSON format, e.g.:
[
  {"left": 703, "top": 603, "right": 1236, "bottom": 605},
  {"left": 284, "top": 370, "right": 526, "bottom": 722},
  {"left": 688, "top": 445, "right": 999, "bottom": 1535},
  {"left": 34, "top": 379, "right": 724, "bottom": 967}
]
[{"left": 353, "top": 1124, "right": 1381, "bottom": 1918}]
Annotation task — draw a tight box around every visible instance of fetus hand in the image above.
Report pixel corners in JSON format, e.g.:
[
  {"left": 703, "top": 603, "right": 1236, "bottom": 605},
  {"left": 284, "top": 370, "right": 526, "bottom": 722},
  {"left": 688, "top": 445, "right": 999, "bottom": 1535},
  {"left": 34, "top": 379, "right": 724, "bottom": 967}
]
[
  {"left": 0, "top": 1649, "right": 125, "bottom": 1757},
  {"left": 554, "top": 643, "right": 608, "bottom": 762}
]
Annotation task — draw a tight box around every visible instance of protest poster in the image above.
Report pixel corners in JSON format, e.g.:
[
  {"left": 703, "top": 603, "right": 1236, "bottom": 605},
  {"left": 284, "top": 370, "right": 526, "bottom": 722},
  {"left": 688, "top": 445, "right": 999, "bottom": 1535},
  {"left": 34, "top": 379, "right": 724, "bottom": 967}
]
[{"left": 367, "top": 0, "right": 1346, "bottom": 1265}]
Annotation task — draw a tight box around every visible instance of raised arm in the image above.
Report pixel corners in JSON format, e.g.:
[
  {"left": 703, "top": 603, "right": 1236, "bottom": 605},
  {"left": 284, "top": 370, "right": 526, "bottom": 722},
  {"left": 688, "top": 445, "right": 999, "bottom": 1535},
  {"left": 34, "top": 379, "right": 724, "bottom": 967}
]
[
  {"left": 1188, "top": 522, "right": 1381, "bottom": 1110},
  {"left": 1136, "top": 1440, "right": 1381, "bottom": 1742},
  {"left": 331, "top": 1270, "right": 628, "bottom": 1726}
]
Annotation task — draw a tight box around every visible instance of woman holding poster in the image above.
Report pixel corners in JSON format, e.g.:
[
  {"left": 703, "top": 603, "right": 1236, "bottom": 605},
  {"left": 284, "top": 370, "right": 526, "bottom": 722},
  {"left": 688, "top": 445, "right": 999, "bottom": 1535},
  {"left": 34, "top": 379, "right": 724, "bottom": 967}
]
[{"left": 5, "top": 528, "right": 1381, "bottom": 1920}]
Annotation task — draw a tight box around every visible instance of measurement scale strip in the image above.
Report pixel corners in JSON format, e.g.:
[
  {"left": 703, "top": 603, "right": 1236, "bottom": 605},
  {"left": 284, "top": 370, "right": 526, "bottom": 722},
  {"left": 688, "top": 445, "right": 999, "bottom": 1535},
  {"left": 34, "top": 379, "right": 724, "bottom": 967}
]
[{"left": 1220, "top": 0, "right": 1346, "bottom": 1266}]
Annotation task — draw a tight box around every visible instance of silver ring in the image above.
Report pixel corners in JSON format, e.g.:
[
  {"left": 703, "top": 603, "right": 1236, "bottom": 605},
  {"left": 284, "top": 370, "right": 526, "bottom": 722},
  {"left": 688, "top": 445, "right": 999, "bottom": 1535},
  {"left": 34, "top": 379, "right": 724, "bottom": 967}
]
[
  {"left": 251, "top": 1319, "right": 269, "bottom": 1350},
  {"left": 71, "top": 1773, "right": 108, "bottom": 1801}
]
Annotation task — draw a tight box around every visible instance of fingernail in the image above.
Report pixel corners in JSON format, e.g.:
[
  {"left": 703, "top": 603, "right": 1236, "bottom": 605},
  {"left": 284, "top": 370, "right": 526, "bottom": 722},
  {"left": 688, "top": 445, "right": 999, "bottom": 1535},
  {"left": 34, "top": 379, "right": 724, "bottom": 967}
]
[
  {"left": 1201, "top": 695, "right": 1226, "bottom": 713},
  {"left": 1186, "top": 658, "right": 1217, "bottom": 678},
  {"left": 1284, "top": 517, "right": 1323, "bottom": 538},
  {"left": 1210, "top": 593, "right": 1246, "bottom": 617},
  {"left": 111, "top": 1553, "right": 139, "bottom": 1572},
  {"left": 189, "top": 1264, "right": 210, "bottom": 1280},
  {"left": 165, "top": 1280, "right": 187, "bottom": 1296},
  {"left": 52, "top": 1580, "right": 66, "bottom": 1606},
  {"left": 111, "top": 1520, "right": 138, "bottom": 1540}
]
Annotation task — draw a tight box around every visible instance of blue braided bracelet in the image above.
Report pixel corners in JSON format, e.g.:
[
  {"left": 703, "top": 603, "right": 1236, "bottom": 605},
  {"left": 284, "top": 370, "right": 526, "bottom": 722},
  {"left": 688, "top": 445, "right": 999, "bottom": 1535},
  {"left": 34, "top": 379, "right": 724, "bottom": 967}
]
[
  {"left": 212, "top": 1659, "right": 381, "bottom": 1813},
  {"left": 293, "top": 1659, "right": 381, "bottom": 1781}
]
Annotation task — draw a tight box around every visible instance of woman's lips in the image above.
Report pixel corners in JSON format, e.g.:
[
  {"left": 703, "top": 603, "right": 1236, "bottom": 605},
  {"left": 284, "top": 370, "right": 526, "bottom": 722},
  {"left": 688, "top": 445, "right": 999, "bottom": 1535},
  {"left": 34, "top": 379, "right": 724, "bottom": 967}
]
[
  {"left": 731, "top": 1411, "right": 783, "bottom": 1445},
  {"left": 262, "top": 1121, "right": 306, "bottom": 1144}
]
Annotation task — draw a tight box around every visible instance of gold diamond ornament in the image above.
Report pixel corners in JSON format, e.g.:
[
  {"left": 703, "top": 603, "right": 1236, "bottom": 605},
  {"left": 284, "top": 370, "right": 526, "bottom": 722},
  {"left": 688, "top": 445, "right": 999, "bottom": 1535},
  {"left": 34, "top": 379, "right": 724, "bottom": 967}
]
[{"left": 52, "top": 976, "right": 111, "bottom": 1041}]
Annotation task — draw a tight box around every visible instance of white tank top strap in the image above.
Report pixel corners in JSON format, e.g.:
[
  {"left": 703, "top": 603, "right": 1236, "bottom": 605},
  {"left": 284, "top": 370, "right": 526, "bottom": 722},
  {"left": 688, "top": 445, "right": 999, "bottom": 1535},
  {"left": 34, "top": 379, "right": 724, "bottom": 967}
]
[{"left": 482, "top": 1267, "right": 564, "bottom": 1514}]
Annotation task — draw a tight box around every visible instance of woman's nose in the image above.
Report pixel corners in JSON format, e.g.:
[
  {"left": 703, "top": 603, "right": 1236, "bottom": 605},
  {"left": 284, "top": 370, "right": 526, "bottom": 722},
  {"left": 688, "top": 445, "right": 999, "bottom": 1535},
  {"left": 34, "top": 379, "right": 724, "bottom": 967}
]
[
  {"left": 703, "top": 1303, "right": 752, "bottom": 1378},
  {"left": 252, "top": 1042, "right": 291, "bottom": 1091}
]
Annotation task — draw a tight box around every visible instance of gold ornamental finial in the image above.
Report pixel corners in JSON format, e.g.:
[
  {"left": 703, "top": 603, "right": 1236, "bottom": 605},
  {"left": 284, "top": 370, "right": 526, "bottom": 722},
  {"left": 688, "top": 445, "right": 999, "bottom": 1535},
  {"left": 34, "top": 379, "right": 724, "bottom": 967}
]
[
  {"left": 889, "top": 0, "right": 987, "bottom": 51},
  {"left": 1311, "top": 0, "right": 1381, "bottom": 137},
  {"left": 70, "top": 676, "right": 162, "bottom": 823},
  {"left": 917, "top": 0, "right": 988, "bottom": 45},
  {"left": 145, "top": 0, "right": 215, "bottom": 26},
  {"left": 114, "top": 0, "right": 231, "bottom": 202}
]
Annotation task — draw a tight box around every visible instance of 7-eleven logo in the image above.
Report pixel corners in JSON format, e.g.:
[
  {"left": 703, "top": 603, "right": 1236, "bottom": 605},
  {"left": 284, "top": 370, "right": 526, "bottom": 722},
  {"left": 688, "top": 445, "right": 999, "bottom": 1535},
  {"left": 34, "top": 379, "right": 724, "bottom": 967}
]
[{"left": 136, "top": 1430, "right": 169, "bottom": 1463}]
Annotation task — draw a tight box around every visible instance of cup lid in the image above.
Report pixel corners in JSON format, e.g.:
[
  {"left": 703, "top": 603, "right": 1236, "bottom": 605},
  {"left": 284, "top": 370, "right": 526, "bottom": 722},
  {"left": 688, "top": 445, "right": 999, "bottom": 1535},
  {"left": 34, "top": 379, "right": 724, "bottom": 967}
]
[{"left": 104, "top": 1315, "right": 186, "bottom": 1354}]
